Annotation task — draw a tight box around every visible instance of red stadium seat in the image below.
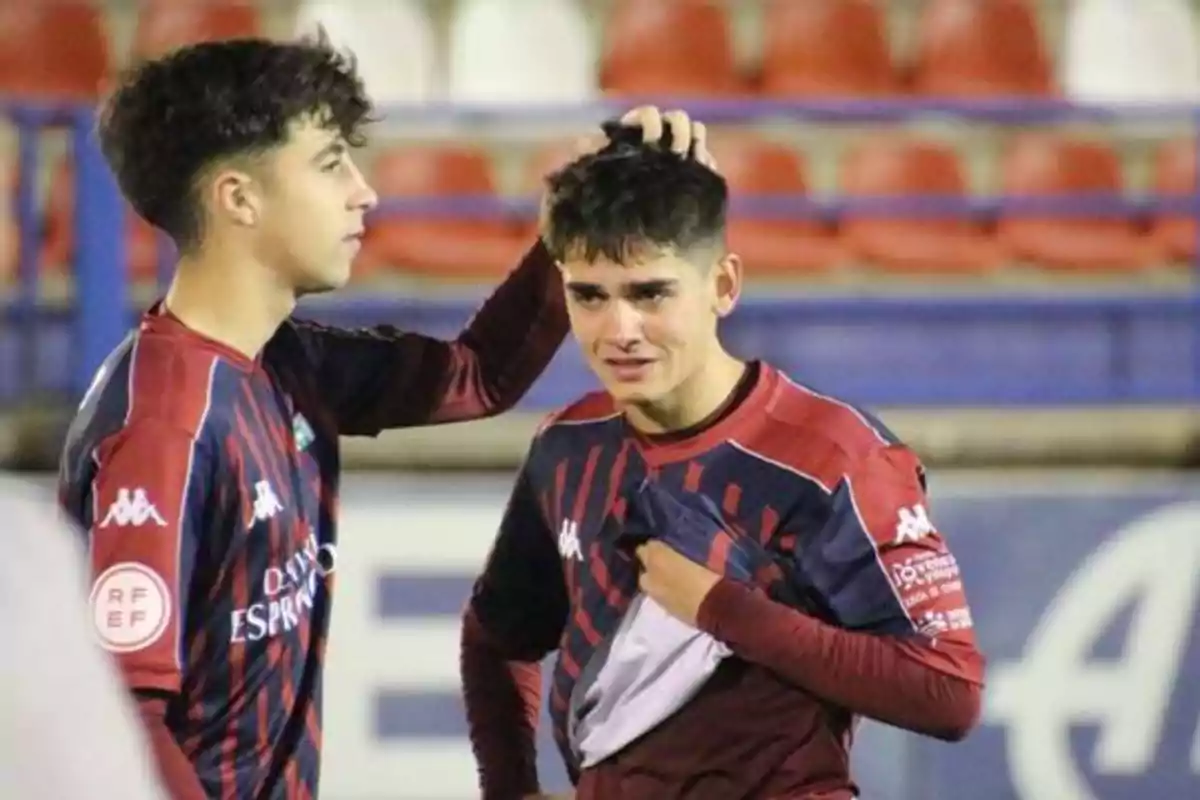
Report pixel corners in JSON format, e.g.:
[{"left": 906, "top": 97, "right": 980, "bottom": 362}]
[
  {"left": 911, "top": 0, "right": 1054, "bottom": 97},
  {"left": 1149, "top": 138, "right": 1197, "bottom": 263},
  {"left": 362, "top": 145, "right": 526, "bottom": 280},
  {"left": 0, "top": 2, "right": 110, "bottom": 99},
  {"left": 514, "top": 139, "right": 587, "bottom": 243},
  {"left": 133, "top": 0, "right": 263, "bottom": 61},
  {"left": 42, "top": 157, "right": 161, "bottom": 281},
  {"left": 760, "top": 0, "right": 896, "bottom": 97},
  {"left": 996, "top": 134, "right": 1159, "bottom": 272},
  {"left": 602, "top": 0, "right": 742, "bottom": 96},
  {"left": 839, "top": 137, "right": 1002, "bottom": 273},
  {"left": 711, "top": 134, "right": 846, "bottom": 275}
]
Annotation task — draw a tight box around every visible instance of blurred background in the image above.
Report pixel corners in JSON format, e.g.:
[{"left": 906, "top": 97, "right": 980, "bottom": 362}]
[{"left": 1, "top": 1, "right": 1198, "bottom": 798}]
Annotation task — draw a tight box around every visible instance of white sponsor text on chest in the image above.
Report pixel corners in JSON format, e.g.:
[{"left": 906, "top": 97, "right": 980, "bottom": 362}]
[{"left": 229, "top": 530, "right": 337, "bottom": 643}]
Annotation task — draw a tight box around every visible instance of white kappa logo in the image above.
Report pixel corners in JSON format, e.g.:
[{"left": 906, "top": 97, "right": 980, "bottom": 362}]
[
  {"left": 558, "top": 520, "right": 583, "bottom": 562},
  {"left": 90, "top": 562, "right": 171, "bottom": 653},
  {"left": 252, "top": 480, "right": 284, "bottom": 522},
  {"left": 100, "top": 488, "right": 167, "bottom": 528},
  {"left": 894, "top": 503, "right": 935, "bottom": 544}
]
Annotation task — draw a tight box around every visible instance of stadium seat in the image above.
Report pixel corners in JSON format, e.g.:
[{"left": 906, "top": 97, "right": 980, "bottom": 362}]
[
  {"left": 293, "top": 0, "right": 438, "bottom": 105},
  {"left": 42, "top": 158, "right": 161, "bottom": 281},
  {"left": 448, "top": 0, "right": 596, "bottom": 105},
  {"left": 1149, "top": 138, "right": 1198, "bottom": 262},
  {"left": 911, "top": 0, "right": 1053, "bottom": 96},
  {"left": 513, "top": 139, "right": 588, "bottom": 242},
  {"left": 759, "top": 0, "right": 896, "bottom": 97},
  {"left": 0, "top": 2, "right": 110, "bottom": 99},
  {"left": 839, "top": 137, "right": 1001, "bottom": 273},
  {"left": 710, "top": 135, "right": 846, "bottom": 274},
  {"left": 996, "top": 135, "right": 1158, "bottom": 272},
  {"left": 362, "top": 146, "right": 526, "bottom": 280},
  {"left": 1063, "top": 0, "right": 1200, "bottom": 103},
  {"left": 133, "top": 1, "right": 262, "bottom": 61},
  {"left": 602, "top": 0, "right": 742, "bottom": 96}
]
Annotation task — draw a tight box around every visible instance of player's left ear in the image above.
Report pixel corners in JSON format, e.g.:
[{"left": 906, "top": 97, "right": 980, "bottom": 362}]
[
  {"left": 212, "top": 168, "right": 263, "bottom": 229},
  {"left": 711, "top": 252, "right": 742, "bottom": 318}
]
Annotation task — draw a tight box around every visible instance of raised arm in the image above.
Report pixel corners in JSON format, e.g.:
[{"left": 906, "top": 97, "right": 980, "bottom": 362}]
[
  {"left": 295, "top": 106, "right": 717, "bottom": 437},
  {"left": 460, "top": 456, "right": 569, "bottom": 799},
  {"left": 294, "top": 241, "right": 567, "bottom": 436},
  {"left": 84, "top": 420, "right": 215, "bottom": 798}
]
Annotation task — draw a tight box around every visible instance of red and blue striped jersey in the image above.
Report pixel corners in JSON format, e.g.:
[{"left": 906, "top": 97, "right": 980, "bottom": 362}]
[
  {"left": 469, "top": 362, "right": 984, "bottom": 787},
  {"left": 59, "top": 244, "right": 567, "bottom": 799}
]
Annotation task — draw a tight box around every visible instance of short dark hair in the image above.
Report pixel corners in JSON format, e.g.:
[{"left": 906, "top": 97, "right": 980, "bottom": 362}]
[
  {"left": 97, "top": 32, "right": 373, "bottom": 249},
  {"left": 542, "top": 142, "right": 727, "bottom": 265}
]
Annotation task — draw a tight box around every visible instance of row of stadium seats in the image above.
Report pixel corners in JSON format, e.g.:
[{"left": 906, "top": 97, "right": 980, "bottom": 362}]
[
  {"left": 361, "top": 133, "right": 1197, "bottom": 277},
  {"left": 6, "top": 133, "right": 1195, "bottom": 283},
  {"left": 4, "top": 0, "right": 1199, "bottom": 103}
]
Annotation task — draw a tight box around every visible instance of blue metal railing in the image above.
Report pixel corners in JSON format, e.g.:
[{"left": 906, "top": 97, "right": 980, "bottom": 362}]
[
  {"left": 5, "top": 102, "right": 126, "bottom": 398},
  {"left": 2, "top": 98, "right": 1198, "bottom": 406}
]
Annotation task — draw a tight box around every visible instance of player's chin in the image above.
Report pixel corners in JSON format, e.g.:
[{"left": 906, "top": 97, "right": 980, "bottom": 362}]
[
  {"left": 603, "top": 380, "right": 663, "bottom": 405},
  {"left": 300, "top": 266, "right": 352, "bottom": 294}
]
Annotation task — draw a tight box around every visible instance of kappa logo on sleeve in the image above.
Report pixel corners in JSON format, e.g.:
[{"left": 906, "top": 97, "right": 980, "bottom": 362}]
[
  {"left": 99, "top": 488, "right": 167, "bottom": 529},
  {"left": 894, "top": 503, "right": 936, "bottom": 544}
]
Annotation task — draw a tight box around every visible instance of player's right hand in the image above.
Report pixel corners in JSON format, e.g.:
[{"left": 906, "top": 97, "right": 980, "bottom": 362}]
[
  {"left": 615, "top": 106, "right": 716, "bottom": 168},
  {"left": 577, "top": 106, "right": 716, "bottom": 169}
]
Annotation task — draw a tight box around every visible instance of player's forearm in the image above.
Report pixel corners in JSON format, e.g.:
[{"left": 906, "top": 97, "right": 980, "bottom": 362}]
[
  {"left": 460, "top": 608, "right": 544, "bottom": 799},
  {"left": 136, "top": 696, "right": 208, "bottom": 800},
  {"left": 438, "top": 241, "right": 567, "bottom": 423},
  {"left": 314, "top": 243, "right": 565, "bottom": 434},
  {"left": 696, "top": 580, "right": 983, "bottom": 742}
]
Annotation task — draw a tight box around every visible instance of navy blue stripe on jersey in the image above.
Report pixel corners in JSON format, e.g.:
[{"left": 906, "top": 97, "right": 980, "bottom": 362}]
[{"left": 541, "top": 434, "right": 643, "bottom": 777}]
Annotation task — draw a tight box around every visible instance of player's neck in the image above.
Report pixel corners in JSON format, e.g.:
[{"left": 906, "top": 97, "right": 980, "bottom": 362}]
[
  {"left": 165, "top": 249, "right": 296, "bottom": 360},
  {"left": 623, "top": 349, "right": 747, "bottom": 435}
]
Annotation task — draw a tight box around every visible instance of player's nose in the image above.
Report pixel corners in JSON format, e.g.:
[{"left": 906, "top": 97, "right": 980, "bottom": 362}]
[
  {"left": 601, "top": 298, "right": 644, "bottom": 344},
  {"left": 347, "top": 163, "right": 378, "bottom": 212}
]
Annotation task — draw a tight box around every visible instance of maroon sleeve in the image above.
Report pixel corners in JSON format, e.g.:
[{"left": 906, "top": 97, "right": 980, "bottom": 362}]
[
  {"left": 461, "top": 454, "right": 568, "bottom": 797},
  {"left": 88, "top": 421, "right": 212, "bottom": 694},
  {"left": 696, "top": 580, "right": 981, "bottom": 741},
  {"left": 461, "top": 608, "right": 544, "bottom": 799},
  {"left": 136, "top": 696, "right": 207, "bottom": 799},
  {"left": 296, "top": 242, "right": 567, "bottom": 436}
]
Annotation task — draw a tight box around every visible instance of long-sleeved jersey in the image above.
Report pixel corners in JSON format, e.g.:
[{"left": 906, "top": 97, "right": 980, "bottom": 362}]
[
  {"left": 463, "top": 362, "right": 985, "bottom": 799},
  {"left": 60, "top": 243, "right": 567, "bottom": 799}
]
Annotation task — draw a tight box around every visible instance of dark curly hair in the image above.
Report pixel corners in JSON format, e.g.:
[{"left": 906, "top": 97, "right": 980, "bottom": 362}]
[
  {"left": 542, "top": 141, "right": 727, "bottom": 266},
  {"left": 97, "top": 31, "right": 374, "bottom": 250}
]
